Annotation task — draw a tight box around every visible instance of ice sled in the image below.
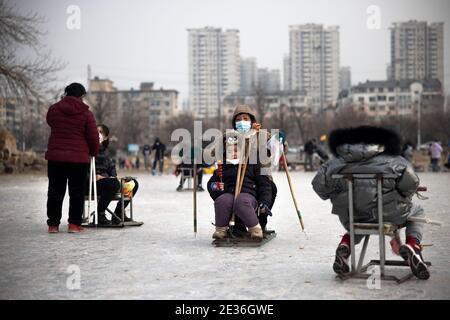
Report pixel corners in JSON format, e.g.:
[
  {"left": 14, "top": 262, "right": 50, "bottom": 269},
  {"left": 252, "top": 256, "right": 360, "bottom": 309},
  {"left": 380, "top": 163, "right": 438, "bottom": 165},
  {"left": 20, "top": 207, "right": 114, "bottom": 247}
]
[
  {"left": 83, "top": 157, "right": 144, "bottom": 228},
  {"left": 212, "top": 229, "right": 277, "bottom": 247}
]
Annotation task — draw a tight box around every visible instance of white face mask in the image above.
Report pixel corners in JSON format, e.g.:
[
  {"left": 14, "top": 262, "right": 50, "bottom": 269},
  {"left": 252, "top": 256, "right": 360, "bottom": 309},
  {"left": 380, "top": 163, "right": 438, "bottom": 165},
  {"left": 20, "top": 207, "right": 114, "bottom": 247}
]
[
  {"left": 235, "top": 120, "right": 251, "bottom": 134},
  {"left": 99, "top": 133, "right": 105, "bottom": 143},
  {"left": 227, "top": 158, "right": 240, "bottom": 165}
]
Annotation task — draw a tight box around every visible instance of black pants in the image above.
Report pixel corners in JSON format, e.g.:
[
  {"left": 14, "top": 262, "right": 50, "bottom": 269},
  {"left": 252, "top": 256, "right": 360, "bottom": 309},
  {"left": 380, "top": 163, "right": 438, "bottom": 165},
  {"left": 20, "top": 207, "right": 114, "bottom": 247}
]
[
  {"left": 47, "top": 161, "right": 89, "bottom": 226},
  {"left": 152, "top": 157, "right": 164, "bottom": 173},
  {"left": 95, "top": 178, "right": 121, "bottom": 214},
  {"left": 86, "top": 178, "right": 139, "bottom": 214}
]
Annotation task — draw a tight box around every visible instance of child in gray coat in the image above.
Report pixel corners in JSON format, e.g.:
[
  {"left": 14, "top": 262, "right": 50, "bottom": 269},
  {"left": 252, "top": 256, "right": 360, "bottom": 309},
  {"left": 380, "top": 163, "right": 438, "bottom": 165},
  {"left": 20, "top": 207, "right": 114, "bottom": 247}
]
[{"left": 312, "top": 126, "right": 430, "bottom": 280}]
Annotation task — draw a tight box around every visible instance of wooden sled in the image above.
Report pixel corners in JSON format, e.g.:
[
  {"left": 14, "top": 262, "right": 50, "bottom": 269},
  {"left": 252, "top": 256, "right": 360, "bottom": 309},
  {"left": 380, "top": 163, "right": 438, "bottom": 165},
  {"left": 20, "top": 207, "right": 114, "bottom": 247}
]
[{"left": 212, "top": 230, "right": 277, "bottom": 247}]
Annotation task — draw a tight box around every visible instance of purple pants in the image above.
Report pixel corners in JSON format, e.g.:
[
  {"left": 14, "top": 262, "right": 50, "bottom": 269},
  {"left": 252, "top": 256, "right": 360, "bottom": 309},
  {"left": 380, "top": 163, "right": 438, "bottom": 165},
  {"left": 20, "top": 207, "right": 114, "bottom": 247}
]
[{"left": 214, "top": 193, "right": 259, "bottom": 228}]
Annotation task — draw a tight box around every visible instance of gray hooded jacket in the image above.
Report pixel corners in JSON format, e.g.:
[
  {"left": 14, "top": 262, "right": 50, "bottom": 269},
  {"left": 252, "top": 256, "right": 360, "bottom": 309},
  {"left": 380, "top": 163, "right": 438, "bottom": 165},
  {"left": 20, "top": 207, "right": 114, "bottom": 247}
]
[{"left": 312, "top": 126, "right": 419, "bottom": 225}]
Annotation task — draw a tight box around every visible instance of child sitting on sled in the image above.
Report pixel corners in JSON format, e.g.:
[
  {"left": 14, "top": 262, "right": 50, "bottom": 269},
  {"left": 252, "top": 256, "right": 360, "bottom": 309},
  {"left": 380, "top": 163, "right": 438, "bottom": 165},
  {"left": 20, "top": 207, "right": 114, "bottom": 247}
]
[
  {"left": 207, "top": 105, "right": 276, "bottom": 240},
  {"left": 312, "top": 126, "right": 430, "bottom": 280}
]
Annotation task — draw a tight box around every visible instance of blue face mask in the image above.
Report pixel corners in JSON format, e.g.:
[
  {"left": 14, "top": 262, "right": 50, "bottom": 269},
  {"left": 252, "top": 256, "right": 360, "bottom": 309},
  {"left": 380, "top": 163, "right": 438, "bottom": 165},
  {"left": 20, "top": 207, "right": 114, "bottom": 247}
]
[{"left": 235, "top": 120, "right": 251, "bottom": 134}]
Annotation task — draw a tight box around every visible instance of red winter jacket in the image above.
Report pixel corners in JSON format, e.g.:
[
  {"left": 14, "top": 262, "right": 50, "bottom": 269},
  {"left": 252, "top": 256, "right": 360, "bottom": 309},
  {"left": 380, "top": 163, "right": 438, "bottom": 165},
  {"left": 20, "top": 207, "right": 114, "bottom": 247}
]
[{"left": 45, "top": 96, "right": 99, "bottom": 164}]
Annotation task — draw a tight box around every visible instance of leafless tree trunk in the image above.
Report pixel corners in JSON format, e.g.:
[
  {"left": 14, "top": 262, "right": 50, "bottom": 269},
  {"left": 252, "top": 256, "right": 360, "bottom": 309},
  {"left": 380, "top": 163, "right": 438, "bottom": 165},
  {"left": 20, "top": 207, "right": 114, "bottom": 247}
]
[
  {"left": 253, "top": 85, "right": 269, "bottom": 125},
  {"left": 289, "top": 106, "right": 310, "bottom": 143},
  {"left": 90, "top": 92, "right": 116, "bottom": 125}
]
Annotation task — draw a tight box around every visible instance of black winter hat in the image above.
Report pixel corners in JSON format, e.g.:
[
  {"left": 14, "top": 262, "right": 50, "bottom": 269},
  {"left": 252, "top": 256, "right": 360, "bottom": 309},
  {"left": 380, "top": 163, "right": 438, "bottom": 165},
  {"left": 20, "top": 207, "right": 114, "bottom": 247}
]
[{"left": 64, "top": 83, "right": 87, "bottom": 97}]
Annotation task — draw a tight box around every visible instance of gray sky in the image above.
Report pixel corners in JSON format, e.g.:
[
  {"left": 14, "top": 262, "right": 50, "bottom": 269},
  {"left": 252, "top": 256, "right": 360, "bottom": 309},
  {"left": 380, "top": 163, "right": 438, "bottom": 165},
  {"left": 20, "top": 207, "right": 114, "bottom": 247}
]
[{"left": 17, "top": 0, "right": 450, "bottom": 101}]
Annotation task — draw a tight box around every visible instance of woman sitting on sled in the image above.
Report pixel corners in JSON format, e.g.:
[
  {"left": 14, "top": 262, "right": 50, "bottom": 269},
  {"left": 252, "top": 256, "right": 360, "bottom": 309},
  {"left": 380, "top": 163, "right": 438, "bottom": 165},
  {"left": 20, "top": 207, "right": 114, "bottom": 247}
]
[{"left": 207, "top": 105, "right": 277, "bottom": 240}]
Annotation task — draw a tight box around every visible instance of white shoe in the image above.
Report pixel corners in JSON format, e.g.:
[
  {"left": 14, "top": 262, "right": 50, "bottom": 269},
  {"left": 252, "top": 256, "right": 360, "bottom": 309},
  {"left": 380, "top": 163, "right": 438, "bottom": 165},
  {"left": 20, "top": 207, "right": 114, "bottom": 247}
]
[{"left": 248, "top": 224, "right": 263, "bottom": 240}]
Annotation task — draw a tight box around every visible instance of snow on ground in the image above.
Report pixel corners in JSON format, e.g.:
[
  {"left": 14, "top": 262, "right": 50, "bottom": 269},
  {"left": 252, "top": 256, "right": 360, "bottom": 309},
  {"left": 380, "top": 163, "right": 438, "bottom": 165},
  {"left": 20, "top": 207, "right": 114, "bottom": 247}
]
[{"left": 0, "top": 171, "right": 449, "bottom": 299}]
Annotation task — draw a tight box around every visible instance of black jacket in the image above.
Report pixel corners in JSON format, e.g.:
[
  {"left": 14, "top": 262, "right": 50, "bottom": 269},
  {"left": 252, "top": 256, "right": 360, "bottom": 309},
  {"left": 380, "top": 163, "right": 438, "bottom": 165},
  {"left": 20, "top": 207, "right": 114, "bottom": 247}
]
[
  {"left": 95, "top": 141, "right": 117, "bottom": 178},
  {"left": 152, "top": 139, "right": 166, "bottom": 160}
]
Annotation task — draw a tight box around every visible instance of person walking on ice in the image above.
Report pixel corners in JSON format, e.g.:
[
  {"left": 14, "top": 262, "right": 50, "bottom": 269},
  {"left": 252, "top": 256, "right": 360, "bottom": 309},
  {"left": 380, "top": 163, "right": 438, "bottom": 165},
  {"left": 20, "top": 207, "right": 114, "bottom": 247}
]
[{"left": 312, "top": 126, "right": 430, "bottom": 280}]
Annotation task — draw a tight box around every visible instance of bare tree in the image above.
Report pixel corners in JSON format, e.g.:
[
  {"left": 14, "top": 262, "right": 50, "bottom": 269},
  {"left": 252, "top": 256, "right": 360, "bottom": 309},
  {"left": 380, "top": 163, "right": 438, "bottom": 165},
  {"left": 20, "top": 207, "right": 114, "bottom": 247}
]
[
  {"left": 289, "top": 105, "right": 311, "bottom": 143},
  {"left": 253, "top": 85, "right": 269, "bottom": 126},
  {"left": 0, "top": 0, "right": 64, "bottom": 99},
  {"left": 161, "top": 112, "right": 197, "bottom": 140},
  {"left": 89, "top": 92, "right": 116, "bottom": 124},
  {"left": 118, "top": 98, "right": 148, "bottom": 149}
]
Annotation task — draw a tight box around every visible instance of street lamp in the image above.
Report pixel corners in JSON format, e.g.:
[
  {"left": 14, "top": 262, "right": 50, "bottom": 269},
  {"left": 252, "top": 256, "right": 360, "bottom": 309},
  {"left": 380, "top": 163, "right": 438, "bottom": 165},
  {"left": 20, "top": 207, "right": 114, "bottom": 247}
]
[{"left": 410, "top": 82, "right": 423, "bottom": 147}]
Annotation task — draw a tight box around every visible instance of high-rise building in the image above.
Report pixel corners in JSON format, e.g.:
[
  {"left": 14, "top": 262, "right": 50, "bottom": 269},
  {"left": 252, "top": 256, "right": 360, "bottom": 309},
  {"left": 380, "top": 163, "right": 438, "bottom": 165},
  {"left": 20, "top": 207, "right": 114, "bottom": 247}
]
[
  {"left": 283, "top": 54, "right": 291, "bottom": 91},
  {"left": 390, "top": 21, "right": 444, "bottom": 86},
  {"left": 289, "top": 24, "right": 340, "bottom": 110},
  {"left": 339, "top": 66, "right": 351, "bottom": 91},
  {"left": 188, "top": 27, "right": 240, "bottom": 119},
  {"left": 240, "top": 57, "right": 258, "bottom": 94},
  {"left": 257, "top": 68, "right": 281, "bottom": 93}
]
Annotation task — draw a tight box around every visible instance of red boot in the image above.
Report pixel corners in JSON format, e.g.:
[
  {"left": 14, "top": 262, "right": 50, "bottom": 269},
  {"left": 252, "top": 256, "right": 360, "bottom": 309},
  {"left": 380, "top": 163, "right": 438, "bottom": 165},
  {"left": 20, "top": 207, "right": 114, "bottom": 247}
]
[
  {"left": 48, "top": 226, "right": 59, "bottom": 233},
  {"left": 333, "top": 233, "right": 351, "bottom": 275},
  {"left": 68, "top": 224, "right": 84, "bottom": 233},
  {"left": 399, "top": 236, "right": 430, "bottom": 280}
]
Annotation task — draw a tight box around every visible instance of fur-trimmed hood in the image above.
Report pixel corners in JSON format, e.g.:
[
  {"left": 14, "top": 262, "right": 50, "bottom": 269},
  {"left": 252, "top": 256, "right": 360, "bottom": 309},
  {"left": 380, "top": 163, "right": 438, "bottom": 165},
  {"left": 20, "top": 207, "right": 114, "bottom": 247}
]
[{"left": 328, "top": 126, "right": 402, "bottom": 161}]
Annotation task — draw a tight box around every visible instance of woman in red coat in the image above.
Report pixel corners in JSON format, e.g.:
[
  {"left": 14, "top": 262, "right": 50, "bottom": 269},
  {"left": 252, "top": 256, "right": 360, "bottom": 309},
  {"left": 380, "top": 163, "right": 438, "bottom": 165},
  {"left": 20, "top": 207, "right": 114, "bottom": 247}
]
[{"left": 45, "top": 83, "right": 99, "bottom": 233}]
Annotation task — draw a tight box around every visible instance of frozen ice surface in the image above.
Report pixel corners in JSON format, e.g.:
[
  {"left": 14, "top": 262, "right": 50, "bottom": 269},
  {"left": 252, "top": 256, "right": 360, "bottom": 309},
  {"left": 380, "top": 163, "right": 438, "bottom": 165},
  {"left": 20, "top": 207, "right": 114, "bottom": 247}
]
[{"left": 0, "top": 171, "right": 449, "bottom": 299}]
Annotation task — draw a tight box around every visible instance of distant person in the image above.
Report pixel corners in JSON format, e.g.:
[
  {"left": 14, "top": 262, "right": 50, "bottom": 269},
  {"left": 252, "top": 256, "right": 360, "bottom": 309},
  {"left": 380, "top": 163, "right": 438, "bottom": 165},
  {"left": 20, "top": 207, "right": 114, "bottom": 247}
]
[
  {"left": 118, "top": 157, "right": 125, "bottom": 169},
  {"left": 402, "top": 141, "right": 414, "bottom": 163},
  {"left": 304, "top": 138, "right": 317, "bottom": 172},
  {"left": 142, "top": 144, "right": 151, "bottom": 170},
  {"left": 124, "top": 158, "right": 132, "bottom": 170},
  {"left": 45, "top": 83, "right": 99, "bottom": 233},
  {"left": 429, "top": 140, "right": 443, "bottom": 172},
  {"left": 151, "top": 137, "right": 166, "bottom": 175},
  {"left": 135, "top": 156, "right": 140, "bottom": 170}
]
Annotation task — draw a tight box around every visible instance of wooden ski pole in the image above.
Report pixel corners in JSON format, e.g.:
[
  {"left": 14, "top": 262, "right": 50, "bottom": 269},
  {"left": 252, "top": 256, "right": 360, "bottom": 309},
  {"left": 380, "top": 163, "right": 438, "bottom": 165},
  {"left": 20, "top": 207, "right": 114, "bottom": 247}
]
[
  {"left": 193, "top": 163, "right": 198, "bottom": 237},
  {"left": 281, "top": 150, "right": 305, "bottom": 232},
  {"left": 237, "top": 142, "right": 250, "bottom": 194},
  {"left": 230, "top": 139, "right": 248, "bottom": 227},
  {"left": 230, "top": 161, "right": 242, "bottom": 227}
]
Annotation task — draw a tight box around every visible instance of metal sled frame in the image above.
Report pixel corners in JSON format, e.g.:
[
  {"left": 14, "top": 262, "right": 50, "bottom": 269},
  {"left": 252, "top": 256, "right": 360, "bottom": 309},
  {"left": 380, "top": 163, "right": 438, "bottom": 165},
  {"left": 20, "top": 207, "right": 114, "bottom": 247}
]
[
  {"left": 83, "top": 157, "right": 143, "bottom": 228},
  {"left": 178, "top": 167, "right": 194, "bottom": 191},
  {"left": 331, "top": 173, "right": 431, "bottom": 284},
  {"left": 212, "top": 230, "right": 277, "bottom": 247}
]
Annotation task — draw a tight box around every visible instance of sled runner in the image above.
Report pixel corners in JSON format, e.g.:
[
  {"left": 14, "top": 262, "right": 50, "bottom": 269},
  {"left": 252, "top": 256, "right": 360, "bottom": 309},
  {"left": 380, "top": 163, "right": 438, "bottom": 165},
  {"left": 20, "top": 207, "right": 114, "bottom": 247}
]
[{"left": 212, "top": 229, "right": 277, "bottom": 247}]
